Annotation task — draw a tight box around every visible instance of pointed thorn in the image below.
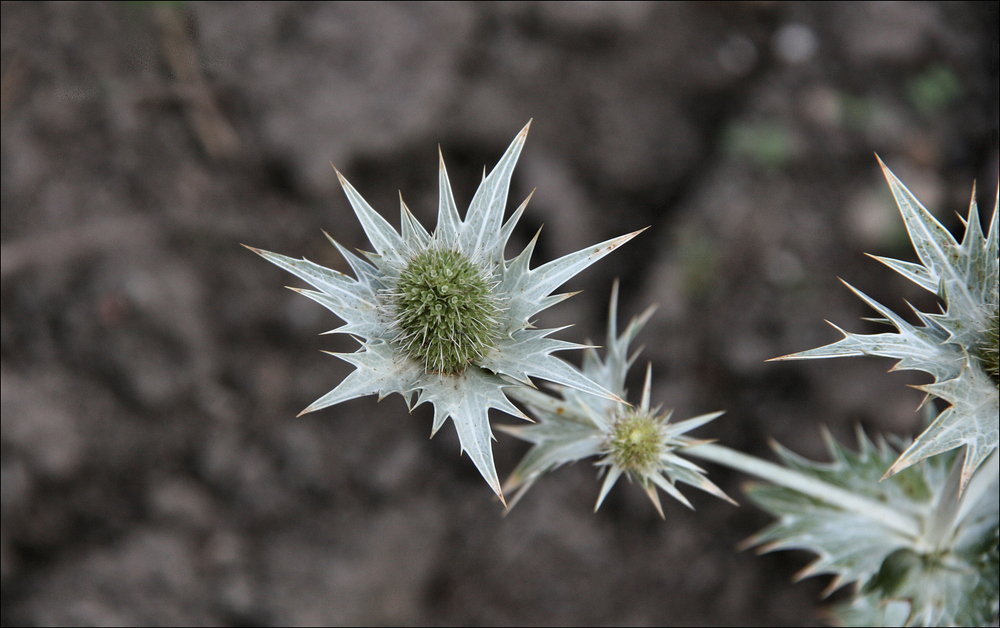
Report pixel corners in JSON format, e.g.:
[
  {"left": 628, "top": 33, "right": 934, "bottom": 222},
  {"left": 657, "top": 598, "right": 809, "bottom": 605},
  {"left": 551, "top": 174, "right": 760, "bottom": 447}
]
[
  {"left": 640, "top": 362, "right": 653, "bottom": 411},
  {"left": 767, "top": 320, "right": 846, "bottom": 361},
  {"left": 614, "top": 395, "right": 632, "bottom": 408},
  {"left": 517, "top": 119, "right": 532, "bottom": 141},
  {"left": 645, "top": 483, "right": 665, "bottom": 519},
  {"left": 875, "top": 153, "right": 892, "bottom": 179},
  {"left": 735, "top": 532, "right": 760, "bottom": 553},
  {"left": 881, "top": 459, "right": 907, "bottom": 481},
  {"left": 523, "top": 188, "right": 537, "bottom": 207},
  {"left": 765, "top": 436, "right": 784, "bottom": 454}
]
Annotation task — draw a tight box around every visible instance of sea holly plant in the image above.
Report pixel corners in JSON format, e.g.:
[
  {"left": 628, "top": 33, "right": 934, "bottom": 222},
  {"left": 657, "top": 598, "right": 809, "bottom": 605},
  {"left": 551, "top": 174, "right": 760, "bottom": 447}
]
[
  {"left": 692, "top": 168, "right": 998, "bottom": 626},
  {"left": 499, "top": 281, "right": 735, "bottom": 515},
  {"left": 730, "top": 163, "right": 999, "bottom": 625},
  {"left": 247, "top": 122, "right": 641, "bottom": 502},
  {"left": 250, "top": 122, "right": 998, "bottom": 625},
  {"left": 497, "top": 168, "right": 998, "bottom": 625},
  {"left": 501, "top": 274, "right": 998, "bottom": 625},
  {"left": 777, "top": 159, "right": 999, "bottom": 491}
]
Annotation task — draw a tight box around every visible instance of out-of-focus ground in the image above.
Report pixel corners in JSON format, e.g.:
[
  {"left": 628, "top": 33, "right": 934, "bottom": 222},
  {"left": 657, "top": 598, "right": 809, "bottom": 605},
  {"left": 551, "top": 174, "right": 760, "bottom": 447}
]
[{"left": 2, "top": 2, "right": 997, "bottom": 625}]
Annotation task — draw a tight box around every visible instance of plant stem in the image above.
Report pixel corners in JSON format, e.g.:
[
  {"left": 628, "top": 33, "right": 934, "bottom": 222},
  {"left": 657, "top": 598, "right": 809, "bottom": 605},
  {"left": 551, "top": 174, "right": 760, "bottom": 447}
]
[
  {"left": 924, "top": 448, "right": 965, "bottom": 552},
  {"left": 687, "top": 442, "right": 920, "bottom": 538}
]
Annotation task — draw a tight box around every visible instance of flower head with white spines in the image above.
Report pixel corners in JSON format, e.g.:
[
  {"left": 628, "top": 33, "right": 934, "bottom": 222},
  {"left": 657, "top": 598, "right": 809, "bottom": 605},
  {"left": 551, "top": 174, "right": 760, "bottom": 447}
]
[
  {"left": 248, "top": 122, "right": 642, "bottom": 502},
  {"left": 780, "top": 160, "right": 999, "bottom": 492}
]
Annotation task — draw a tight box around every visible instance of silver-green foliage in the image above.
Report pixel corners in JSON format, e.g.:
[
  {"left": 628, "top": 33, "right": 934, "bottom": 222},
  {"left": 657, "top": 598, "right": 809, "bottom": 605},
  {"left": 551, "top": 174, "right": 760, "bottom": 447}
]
[{"left": 743, "top": 429, "right": 998, "bottom": 627}]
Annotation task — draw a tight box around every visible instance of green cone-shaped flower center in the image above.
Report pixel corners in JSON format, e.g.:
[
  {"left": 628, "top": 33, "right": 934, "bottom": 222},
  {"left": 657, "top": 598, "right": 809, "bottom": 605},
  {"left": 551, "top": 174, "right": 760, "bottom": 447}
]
[
  {"left": 390, "top": 248, "right": 500, "bottom": 375},
  {"left": 608, "top": 411, "right": 665, "bottom": 473},
  {"left": 978, "top": 305, "right": 999, "bottom": 386}
]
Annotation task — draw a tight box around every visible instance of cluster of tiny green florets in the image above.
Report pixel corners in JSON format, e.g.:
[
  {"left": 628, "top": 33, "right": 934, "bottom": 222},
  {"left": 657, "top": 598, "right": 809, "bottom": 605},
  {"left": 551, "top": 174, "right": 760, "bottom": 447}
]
[
  {"left": 606, "top": 410, "right": 666, "bottom": 474},
  {"left": 388, "top": 247, "right": 501, "bottom": 375},
  {"left": 979, "top": 305, "right": 1000, "bottom": 386}
]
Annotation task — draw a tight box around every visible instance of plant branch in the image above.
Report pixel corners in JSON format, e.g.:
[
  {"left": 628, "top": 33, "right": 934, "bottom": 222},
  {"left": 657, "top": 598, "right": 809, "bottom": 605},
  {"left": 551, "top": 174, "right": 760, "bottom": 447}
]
[{"left": 687, "top": 442, "right": 920, "bottom": 539}]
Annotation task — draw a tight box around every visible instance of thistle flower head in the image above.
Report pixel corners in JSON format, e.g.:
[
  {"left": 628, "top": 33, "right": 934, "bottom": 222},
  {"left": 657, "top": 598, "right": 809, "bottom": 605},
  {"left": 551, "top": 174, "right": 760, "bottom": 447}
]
[
  {"left": 387, "top": 247, "right": 501, "bottom": 374},
  {"left": 500, "top": 282, "right": 734, "bottom": 516},
  {"left": 779, "top": 160, "right": 999, "bottom": 491},
  {"left": 247, "top": 122, "right": 642, "bottom": 502}
]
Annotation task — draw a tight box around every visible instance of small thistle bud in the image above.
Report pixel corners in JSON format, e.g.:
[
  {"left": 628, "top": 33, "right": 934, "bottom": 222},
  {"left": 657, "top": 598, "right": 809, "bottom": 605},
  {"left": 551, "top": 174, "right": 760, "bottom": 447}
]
[
  {"left": 607, "top": 410, "right": 666, "bottom": 474},
  {"left": 501, "top": 282, "right": 733, "bottom": 515},
  {"left": 389, "top": 248, "right": 500, "bottom": 375}
]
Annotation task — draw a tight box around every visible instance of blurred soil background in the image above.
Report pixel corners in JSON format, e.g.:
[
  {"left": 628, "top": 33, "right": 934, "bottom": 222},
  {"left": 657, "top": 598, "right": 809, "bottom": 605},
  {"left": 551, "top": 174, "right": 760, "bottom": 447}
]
[{"left": 1, "top": 2, "right": 998, "bottom": 625}]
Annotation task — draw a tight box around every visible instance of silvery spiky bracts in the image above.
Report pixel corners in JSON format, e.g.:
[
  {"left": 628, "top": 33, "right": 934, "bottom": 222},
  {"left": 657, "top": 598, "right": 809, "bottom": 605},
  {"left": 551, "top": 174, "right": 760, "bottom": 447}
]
[
  {"left": 247, "top": 122, "right": 642, "bottom": 502},
  {"left": 500, "top": 282, "right": 734, "bottom": 516},
  {"left": 780, "top": 160, "right": 999, "bottom": 491},
  {"left": 743, "top": 428, "right": 999, "bottom": 627}
]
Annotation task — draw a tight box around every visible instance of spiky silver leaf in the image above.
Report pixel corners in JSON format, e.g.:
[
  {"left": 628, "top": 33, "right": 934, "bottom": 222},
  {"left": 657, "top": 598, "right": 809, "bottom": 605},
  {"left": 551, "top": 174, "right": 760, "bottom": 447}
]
[
  {"left": 779, "top": 161, "right": 999, "bottom": 490},
  {"left": 248, "top": 122, "right": 641, "bottom": 501},
  {"left": 743, "top": 428, "right": 999, "bottom": 627},
  {"left": 500, "top": 281, "right": 733, "bottom": 515}
]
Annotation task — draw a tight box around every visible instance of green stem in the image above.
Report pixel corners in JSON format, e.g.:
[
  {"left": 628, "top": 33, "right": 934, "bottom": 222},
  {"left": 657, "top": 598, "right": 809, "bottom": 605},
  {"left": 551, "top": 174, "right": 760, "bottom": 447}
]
[
  {"left": 687, "top": 442, "right": 920, "bottom": 539},
  {"left": 924, "top": 448, "right": 965, "bottom": 552}
]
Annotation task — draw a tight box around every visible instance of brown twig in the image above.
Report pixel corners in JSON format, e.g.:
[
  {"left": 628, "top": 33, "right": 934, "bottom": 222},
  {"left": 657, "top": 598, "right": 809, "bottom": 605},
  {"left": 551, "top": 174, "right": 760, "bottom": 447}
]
[{"left": 153, "top": 4, "right": 239, "bottom": 160}]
